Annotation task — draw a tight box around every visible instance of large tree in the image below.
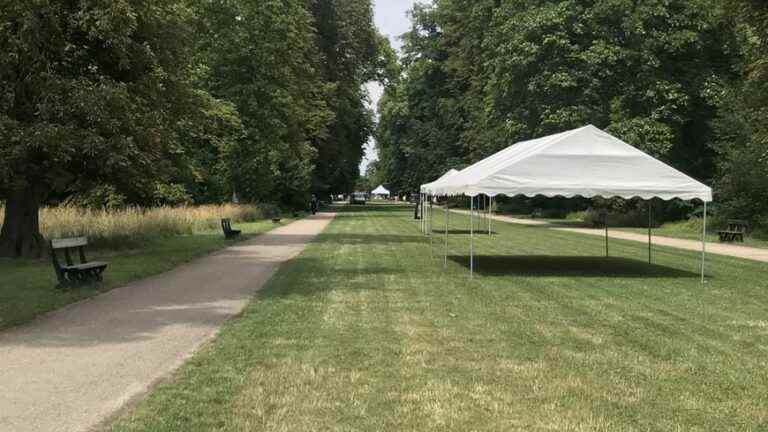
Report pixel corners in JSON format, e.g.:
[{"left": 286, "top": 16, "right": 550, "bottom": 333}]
[
  {"left": 712, "top": 1, "right": 768, "bottom": 223},
  {"left": 0, "top": 1, "right": 201, "bottom": 257},
  {"left": 310, "top": 0, "right": 393, "bottom": 195}
]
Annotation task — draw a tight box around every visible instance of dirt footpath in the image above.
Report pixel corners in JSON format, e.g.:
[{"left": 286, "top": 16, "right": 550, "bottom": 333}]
[
  {"left": 450, "top": 209, "right": 768, "bottom": 263},
  {"left": 0, "top": 213, "right": 335, "bottom": 432}
]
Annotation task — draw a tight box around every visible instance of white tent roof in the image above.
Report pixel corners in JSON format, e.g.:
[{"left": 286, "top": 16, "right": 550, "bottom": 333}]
[
  {"left": 420, "top": 169, "right": 460, "bottom": 193},
  {"left": 429, "top": 125, "right": 712, "bottom": 202},
  {"left": 371, "top": 185, "right": 390, "bottom": 195}
]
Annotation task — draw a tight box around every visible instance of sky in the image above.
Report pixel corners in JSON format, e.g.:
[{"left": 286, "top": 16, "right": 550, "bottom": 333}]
[{"left": 360, "top": 0, "right": 417, "bottom": 174}]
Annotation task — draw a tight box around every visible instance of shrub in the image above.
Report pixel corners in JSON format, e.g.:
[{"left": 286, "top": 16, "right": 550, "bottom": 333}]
[{"left": 583, "top": 207, "right": 654, "bottom": 228}]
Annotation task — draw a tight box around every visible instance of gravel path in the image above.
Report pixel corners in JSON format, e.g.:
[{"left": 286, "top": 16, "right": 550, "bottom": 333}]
[
  {"left": 0, "top": 213, "right": 335, "bottom": 432},
  {"left": 449, "top": 209, "right": 768, "bottom": 263}
]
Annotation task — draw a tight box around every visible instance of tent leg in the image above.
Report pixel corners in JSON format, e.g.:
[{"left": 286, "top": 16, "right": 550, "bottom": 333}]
[
  {"left": 701, "top": 201, "right": 707, "bottom": 284},
  {"left": 429, "top": 198, "right": 433, "bottom": 236},
  {"left": 488, "top": 196, "right": 492, "bottom": 236},
  {"left": 429, "top": 197, "right": 433, "bottom": 256},
  {"left": 605, "top": 221, "right": 609, "bottom": 258},
  {"left": 444, "top": 202, "right": 448, "bottom": 269},
  {"left": 422, "top": 194, "right": 426, "bottom": 234},
  {"left": 648, "top": 200, "right": 652, "bottom": 264},
  {"left": 470, "top": 196, "right": 474, "bottom": 279}
]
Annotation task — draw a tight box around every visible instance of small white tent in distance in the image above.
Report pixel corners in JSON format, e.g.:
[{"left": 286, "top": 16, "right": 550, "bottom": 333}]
[{"left": 371, "top": 185, "right": 391, "bottom": 199}]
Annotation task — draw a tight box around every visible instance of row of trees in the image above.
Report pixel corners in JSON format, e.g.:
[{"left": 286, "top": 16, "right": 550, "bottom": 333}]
[
  {"left": 376, "top": 0, "right": 768, "bottom": 226},
  {"left": 0, "top": 0, "right": 394, "bottom": 257}
]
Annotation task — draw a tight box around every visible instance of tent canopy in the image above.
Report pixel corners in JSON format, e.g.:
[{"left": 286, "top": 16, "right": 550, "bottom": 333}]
[
  {"left": 371, "top": 185, "right": 390, "bottom": 195},
  {"left": 427, "top": 125, "right": 712, "bottom": 202},
  {"left": 420, "top": 169, "right": 460, "bottom": 193}
]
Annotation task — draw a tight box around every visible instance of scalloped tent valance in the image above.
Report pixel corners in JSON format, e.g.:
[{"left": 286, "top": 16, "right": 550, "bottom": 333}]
[{"left": 424, "top": 125, "right": 712, "bottom": 202}]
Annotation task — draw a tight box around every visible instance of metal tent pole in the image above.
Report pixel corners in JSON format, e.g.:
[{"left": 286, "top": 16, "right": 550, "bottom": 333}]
[
  {"left": 444, "top": 201, "right": 449, "bottom": 268},
  {"left": 423, "top": 194, "right": 426, "bottom": 234},
  {"left": 701, "top": 201, "right": 707, "bottom": 284},
  {"left": 429, "top": 196, "right": 433, "bottom": 256},
  {"left": 470, "top": 195, "right": 474, "bottom": 279},
  {"left": 488, "top": 196, "right": 492, "bottom": 236},
  {"left": 422, "top": 194, "right": 426, "bottom": 234},
  {"left": 648, "top": 200, "right": 653, "bottom": 264},
  {"left": 605, "top": 220, "right": 609, "bottom": 258},
  {"left": 429, "top": 197, "right": 433, "bottom": 236},
  {"left": 490, "top": 197, "right": 494, "bottom": 235}
]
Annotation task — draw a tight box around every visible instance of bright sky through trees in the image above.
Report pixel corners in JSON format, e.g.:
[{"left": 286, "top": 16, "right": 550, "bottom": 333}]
[{"left": 361, "top": 0, "right": 416, "bottom": 173}]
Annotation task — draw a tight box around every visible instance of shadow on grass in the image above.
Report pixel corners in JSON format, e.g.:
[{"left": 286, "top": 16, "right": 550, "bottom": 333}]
[
  {"left": 431, "top": 229, "right": 499, "bottom": 235},
  {"left": 315, "top": 233, "right": 426, "bottom": 245},
  {"left": 449, "top": 255, "right": 699, "bottom": 278},
  {"left": 328, "top": 204, "right": 411, "bottom": 213}
]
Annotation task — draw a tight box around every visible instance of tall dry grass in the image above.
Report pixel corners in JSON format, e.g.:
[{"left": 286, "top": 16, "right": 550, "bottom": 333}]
[{"left": 0, "top": 204, "right": 271, "bottom": 249}]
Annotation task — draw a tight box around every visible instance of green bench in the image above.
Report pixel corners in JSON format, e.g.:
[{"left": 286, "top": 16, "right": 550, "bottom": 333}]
[
  {"left": 221, "top": 218, "right": 241, "bottom": 239},
  {"left": 50, "top": 237, "right": 108, "bottom": 288}
]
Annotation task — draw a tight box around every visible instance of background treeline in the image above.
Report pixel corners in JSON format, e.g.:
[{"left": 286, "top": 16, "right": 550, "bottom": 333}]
[
  {"left": 375, "top": 0, "right": 768, "bottom": 228},
  {"left": 0, "top": 0, "right": 394, "bottom": 257}
]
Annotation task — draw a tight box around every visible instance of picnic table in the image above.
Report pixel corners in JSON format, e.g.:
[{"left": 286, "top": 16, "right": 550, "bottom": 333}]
[{"left": 719, "top": 219, "right": 748, "bottom": 243}]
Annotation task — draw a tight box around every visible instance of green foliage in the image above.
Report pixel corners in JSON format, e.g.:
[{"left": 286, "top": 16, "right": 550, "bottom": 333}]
[
  {"left": 310, "top": 0, "right": 388, "bottom": 195},
  {"left": 378, "top": 0, "right": 739, "bottom": 198},
  {"left": 188, "top": 0, "right": 388, "bottom": 206},
  {"left": 64, "top": 185, "right": 128, "bottom": 210},
  {"left": 0, "top": 0, "right": 200, "bottom": 203},
  {"left": 712, "top": 1, "right": 768, "bottom": 225},
  {"left": 153, "top": 183, "right": 194, "bottom": 207}
]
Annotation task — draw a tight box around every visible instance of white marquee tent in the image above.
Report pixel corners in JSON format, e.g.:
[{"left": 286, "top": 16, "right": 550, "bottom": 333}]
[
  {"left": 371, "top": 185, "right": 390, "bottom": 196},
  {"left": 419, "top": 125, "right": 713, "bottom": 281},
  {"left": 421, "top": 169, "right": 460, "bottom": 194}
]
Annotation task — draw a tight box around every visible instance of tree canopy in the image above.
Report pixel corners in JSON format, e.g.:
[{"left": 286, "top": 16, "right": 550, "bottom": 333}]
[
  {"left": 0, "top": 0, "right": 390, "bottom": 257},
  {"left": 378, "top": 0, "right": 740, "bottom": 194}
]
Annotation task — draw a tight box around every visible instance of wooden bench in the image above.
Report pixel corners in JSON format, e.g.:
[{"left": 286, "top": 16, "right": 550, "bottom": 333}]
[
  {"left": 221, "top": 218, "right": 241, "bottom": 239},
  {"left": 50, "top": 237, "right": 108, "bottom": 287},
  {"left": 719, "top": 219, "right": 748, "bottom": 243}
]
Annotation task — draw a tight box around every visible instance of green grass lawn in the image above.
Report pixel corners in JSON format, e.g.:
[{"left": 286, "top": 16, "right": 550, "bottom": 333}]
[
  {"left": 0, "top": 219, "right": 292, "bottom": 331},
  {"left": 109, "top": 205, "right": 768, "bottom": 431},
  {"left": 504, "top": 213, "right": 768, "bottom": 249}
]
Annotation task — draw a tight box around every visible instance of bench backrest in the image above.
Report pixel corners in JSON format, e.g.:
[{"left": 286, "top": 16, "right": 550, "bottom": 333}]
[
  {"left": 727, "top": 220, "right": 749, "bottom": 232},
  {"left": 221, "top": 218, "right": 233, "bottom": 232},
  {"left": 50, "top": 237, "right": 89, "bottom": 269},
  {"left": 51, "top": 237, "right": 88, "bottom": 250}
]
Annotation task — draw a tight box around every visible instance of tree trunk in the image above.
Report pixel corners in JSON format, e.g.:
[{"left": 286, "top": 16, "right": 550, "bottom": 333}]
[{"left": 0, "top": 185, "right": 47, "bottom": 258}]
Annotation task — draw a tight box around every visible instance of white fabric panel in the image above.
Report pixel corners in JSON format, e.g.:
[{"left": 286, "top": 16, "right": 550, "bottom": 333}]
[{"left": 428, "top": 125, "right": 712, "bottom": 202}]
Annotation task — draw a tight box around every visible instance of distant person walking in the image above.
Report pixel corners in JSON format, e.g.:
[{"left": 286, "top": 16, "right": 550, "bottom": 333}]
[{"left": 310, "top": 194, "right": 318, "bottom": 215}]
